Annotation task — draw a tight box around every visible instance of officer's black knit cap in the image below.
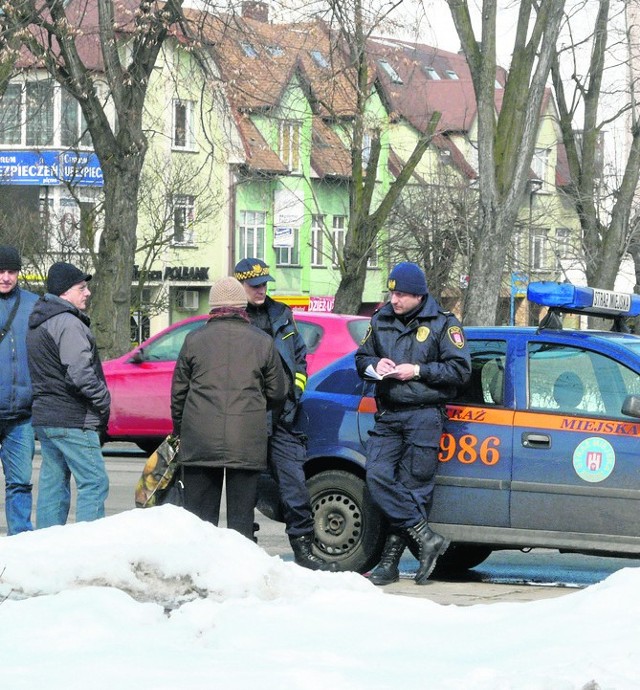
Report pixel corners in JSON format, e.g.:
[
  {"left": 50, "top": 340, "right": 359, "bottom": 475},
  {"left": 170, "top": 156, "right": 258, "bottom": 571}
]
[{"left": 387, "top": 262, "right": 428, "bottom": 296}]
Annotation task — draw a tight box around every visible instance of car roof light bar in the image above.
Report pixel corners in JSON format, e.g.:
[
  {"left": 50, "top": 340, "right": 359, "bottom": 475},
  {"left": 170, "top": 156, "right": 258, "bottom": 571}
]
[{"left": 527, "top": 282, "right": 640, "bottom": 318}]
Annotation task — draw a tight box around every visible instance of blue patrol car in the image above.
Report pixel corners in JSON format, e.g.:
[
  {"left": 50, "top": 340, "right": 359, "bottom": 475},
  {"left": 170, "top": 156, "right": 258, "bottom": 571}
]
[{"left": 257, "top": 282, "right": 640, "bottom": 573}]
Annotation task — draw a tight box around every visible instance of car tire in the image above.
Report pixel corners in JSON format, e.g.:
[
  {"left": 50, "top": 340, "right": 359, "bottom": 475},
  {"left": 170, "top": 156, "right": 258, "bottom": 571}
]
[
  {"left": 308, "top": 469, "right": 386, "bottom": 574},
  {"left": 432, "top": 544, "right": 493, "bottom": 576}
]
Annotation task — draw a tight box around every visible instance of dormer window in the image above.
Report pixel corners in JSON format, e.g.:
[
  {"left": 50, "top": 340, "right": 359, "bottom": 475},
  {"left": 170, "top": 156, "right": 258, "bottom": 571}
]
[
  {"left": 424, "top": 67, "right": 440, "bottom": 80},
  {"left": 279, "top": 120, "right": 301, "bottom": 172},
  {"left": 240, "top": 42, "right": 258, "bottom": 57},
  {"left": 445, "top": 70, "right": 459, "bottom": 80},
  {"left": 378, "top": 59, "right": 403, "bottom": 85},
  {"left": 310, "top": 50, "right": 329, "bottom": 68},
  {"left": 266, "top": 45, "right": 284, "bottom": 57}
]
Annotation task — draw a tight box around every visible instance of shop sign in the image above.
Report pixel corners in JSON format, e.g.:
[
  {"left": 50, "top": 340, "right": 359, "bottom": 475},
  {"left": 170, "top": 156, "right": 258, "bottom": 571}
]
[{"left": 0, "top": 150, "right": 103, "bottom": 186}]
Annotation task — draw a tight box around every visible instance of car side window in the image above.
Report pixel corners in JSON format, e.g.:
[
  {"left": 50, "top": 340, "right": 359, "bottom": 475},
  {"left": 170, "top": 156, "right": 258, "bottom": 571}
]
[
  {"left": 296, "top": 321, "right": 323, "bottom": 353},
  {"left": 528, "top": 343, "right": 640, "bottom": 418},
  {"left": 454, "top": 340, "right": 507, "bottom": 406},
  {"left": 347, "top": 319, "right": 371, "bottom": 346},
  {"left": 142, "top": 321, "right": 205, "bottom": 361}
]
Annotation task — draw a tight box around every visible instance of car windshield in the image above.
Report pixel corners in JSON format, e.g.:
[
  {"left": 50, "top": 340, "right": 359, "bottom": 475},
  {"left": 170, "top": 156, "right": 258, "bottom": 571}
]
[{"left": 139, "top": 320, "right": 206, "bottom": 361}]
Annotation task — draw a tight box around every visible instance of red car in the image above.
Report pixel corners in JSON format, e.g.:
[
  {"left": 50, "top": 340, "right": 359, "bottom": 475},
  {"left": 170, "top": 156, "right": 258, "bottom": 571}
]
[{"left": 103, "top": 312, "right": 370, "bottom": 453}]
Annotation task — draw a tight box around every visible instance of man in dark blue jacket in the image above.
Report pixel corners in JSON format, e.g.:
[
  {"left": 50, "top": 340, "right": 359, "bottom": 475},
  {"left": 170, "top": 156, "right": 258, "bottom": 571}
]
[
  {"left": 27, "top": 262, "right": 110, "bottom": 528},
  {"left": 356, "top": 262, "right": 471, "bottom": 585},
  {"left": 0, "top": 246, "right": 39, "bottom": 535},
  {"left": 234, "top": 258, "right": 333, "bottom": 571}
]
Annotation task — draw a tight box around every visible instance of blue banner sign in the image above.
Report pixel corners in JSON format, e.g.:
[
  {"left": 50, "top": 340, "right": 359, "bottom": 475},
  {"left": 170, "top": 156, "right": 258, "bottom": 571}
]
[{"left": 0, "top": 150, "right": 103, "bottom": 186}]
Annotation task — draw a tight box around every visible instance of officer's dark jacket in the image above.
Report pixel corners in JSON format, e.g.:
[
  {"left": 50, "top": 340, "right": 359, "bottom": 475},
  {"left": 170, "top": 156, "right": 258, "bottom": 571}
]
[
  {"left": 355, "top": 293, "right": 471, "bottom": 408},
  {"left": 26, "top": 294, "right": 110, "bottom": 430},
  {"left": 254, "top": 296, "right": 307, "bottom": 426}
]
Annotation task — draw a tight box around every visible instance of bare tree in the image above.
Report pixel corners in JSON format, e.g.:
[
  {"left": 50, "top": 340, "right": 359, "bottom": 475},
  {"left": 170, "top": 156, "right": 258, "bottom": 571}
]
[
  {"left": 446, "top": 0, "right": 566, "bottom": 325},
  {"left": 321, "top": 0, "right": 441, "bottom": 313},
  {"left": 385, "top": 164, "right": 478, "bottom": 312},
  {"left": 0, "top": 0, "right": 197, "bottom": 357},
  {"left": 551, "top": 0, "right": 640, "bottom": 298}
]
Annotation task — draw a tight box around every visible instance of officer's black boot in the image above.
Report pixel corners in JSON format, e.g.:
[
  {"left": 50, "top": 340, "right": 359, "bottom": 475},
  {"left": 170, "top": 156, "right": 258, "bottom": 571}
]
[
  {"left": 404, "top": 520, "right": 450, "bottom": 585},
  {"left": 290, "top": 535, "right": 337, "bottom": 571},
  {"left": 367, "top": 533, "right": 406, "bottom": 586}
]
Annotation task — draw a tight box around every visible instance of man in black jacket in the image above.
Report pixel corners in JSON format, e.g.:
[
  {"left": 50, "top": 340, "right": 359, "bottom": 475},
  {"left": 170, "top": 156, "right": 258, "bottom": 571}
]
[
  {"left": 234, "top": 258, "right": 334, "bottom": 571},
  {"left": 27, "top": 262, "right": 110, "bottom": 528},
  {"left": 356, "top": 262, "right": 471, "bottom": 585}
]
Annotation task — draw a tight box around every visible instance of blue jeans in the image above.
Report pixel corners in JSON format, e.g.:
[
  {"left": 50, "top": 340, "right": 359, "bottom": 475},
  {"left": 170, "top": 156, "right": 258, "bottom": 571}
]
[
  {"left": 0, "top": 419, "right": 35, "bottom": 535},
  {"left": 35, "top": 427, "right": 109, "bottom": 528}
]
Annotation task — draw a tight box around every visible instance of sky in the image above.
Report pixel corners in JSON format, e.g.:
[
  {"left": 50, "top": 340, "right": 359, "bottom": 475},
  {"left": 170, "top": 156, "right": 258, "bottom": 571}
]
[{"left": 0, "top": 506, "right": 638, "bottom": 690}]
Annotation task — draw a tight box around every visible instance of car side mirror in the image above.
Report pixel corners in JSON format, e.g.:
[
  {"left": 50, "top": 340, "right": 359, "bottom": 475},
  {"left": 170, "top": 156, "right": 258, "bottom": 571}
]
[
  {"left": 621, "top": 394, "right": 640, "bottom": 418},
  {"left": 129, "top": 348, "right": 146, "bottom": 364}
]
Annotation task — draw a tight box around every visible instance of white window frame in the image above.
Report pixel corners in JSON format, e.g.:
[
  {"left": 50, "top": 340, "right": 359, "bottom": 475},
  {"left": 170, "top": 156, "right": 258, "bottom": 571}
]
[
  {"left": 311, "top": 214, "right": 325, "bottom": 266},
  {"left": 530, "top": 227, "right": 548, "bottom": 271},
  {"left": 279, "top": 120, "right": 301, "bottom": 172},
  {"left": 40, "top": 186, "right": 102, "bottom": 255},
  {"left": 532, "top": 148, "right": 550, "bottom": 189},
  {"left": 238, "top": 210, "right": 266, "bottom": 259},
  {"left": 367, "top": 242, "right": 378, "bottom": 268},
  {"left": 378, "top": 59, "right": 403, "bottom": 84},
  {"left": 310, "top": 50, "right": 329, "bottom": 68},
  {"left": 171, "top": 195, "right": 196, "bottom": 245},
  {"left": 332, "top": 215, "right": 346, "bottom": 266},
  {"left": 172, "top": 99, "right": 195, "bottom": 150},
  {"left": 0, "top": 79, "right": 93, "bottom": 149},
  {"left": 61, "top": 88, "right": 91, "bottom": 148},
  {"left": 275, "top": 227, "right": 300, "bottom": 266}
]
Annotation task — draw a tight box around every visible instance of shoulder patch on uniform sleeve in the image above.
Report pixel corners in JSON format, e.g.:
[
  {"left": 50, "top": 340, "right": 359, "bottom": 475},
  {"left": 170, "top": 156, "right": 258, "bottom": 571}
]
[
  {"left": 447, "top": 325, "right": 465, "bottom": 348},
  {"left": 360, "top": 324, "right": 373, "bottom": 345}
]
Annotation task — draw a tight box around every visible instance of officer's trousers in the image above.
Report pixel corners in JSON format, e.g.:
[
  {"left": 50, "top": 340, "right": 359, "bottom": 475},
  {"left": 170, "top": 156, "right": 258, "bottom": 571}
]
[
  {"left": 268, "top": 424, "right": 315, "bottom": 538},
  {"left": 365, "top": 406, "right": 443, "bottom": 529}
]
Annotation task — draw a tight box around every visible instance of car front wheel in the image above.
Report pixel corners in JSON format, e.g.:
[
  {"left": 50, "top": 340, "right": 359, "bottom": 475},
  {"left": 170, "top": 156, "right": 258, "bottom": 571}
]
[{"left": 308, "top": 469, "right": 386, "bottom": 574}]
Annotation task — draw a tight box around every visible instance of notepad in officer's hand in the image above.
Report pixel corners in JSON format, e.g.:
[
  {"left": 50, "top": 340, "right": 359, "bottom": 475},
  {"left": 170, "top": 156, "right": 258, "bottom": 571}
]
[{"left": 365, "top": 364, "right": 396, "bottom": 380}]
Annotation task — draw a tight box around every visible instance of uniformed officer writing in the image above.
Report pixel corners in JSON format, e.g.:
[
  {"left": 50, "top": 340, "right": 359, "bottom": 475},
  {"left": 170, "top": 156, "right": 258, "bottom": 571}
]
[{"left": 355, "top": 261, "right": 471, "bottom": 585}]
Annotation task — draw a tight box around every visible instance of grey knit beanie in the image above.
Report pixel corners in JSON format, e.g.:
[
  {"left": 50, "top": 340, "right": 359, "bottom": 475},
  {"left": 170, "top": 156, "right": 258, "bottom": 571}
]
[{"left": 208, "top": 276, "right": 247, "bottom": 309}]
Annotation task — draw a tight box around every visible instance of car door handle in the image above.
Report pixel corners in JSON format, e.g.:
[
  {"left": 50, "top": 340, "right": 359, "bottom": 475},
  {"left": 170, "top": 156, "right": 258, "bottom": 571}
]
[{"left": 522, "top": 432, "right": 551, "bottom": 448}]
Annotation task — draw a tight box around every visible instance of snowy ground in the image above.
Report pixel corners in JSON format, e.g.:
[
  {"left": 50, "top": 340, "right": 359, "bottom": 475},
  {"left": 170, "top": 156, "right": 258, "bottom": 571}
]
[{"left": 0, "top": 506, "right": 638, "bottom": 690}]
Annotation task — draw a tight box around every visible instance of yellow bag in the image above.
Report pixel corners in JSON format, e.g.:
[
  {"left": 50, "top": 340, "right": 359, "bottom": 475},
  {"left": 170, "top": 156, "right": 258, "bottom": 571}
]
[{"left": 134, "top": 435, "right": 181, "bottom": 508}]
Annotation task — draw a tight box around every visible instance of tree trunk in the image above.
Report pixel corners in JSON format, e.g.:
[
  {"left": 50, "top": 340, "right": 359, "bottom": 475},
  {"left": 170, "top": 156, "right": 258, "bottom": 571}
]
[
  {"left": 90, "top": 160, "right": 142, "bottom": 359},
  {"left": 462, "top": 202, "right": 510, "bottom": 325},
  {"left": 333, "top": 246, "right": 369, "bottom": 314}
]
